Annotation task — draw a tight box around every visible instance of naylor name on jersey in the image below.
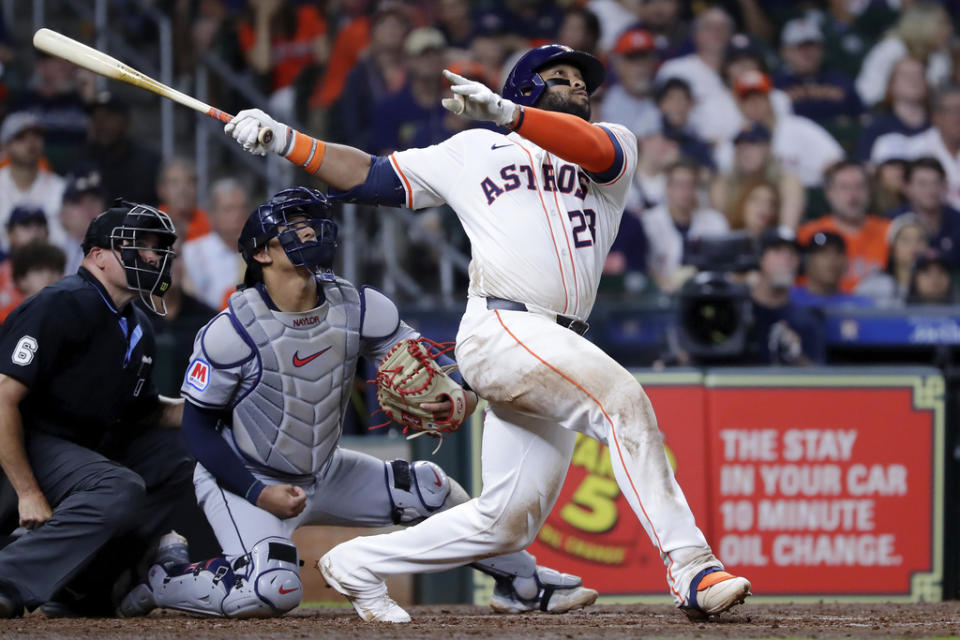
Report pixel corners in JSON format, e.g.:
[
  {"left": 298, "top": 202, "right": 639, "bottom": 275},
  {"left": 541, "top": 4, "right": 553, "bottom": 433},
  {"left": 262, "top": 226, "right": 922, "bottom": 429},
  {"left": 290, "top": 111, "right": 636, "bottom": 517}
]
[{"left": 480, "top": 162, "right": 590, "bottom": 205}]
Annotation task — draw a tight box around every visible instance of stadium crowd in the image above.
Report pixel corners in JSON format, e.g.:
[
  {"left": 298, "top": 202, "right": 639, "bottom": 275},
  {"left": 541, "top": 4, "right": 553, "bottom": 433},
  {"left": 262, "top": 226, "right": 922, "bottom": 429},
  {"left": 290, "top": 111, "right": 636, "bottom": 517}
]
[{"left": 0, "top": 0, "right": 959, "bottom": 372}]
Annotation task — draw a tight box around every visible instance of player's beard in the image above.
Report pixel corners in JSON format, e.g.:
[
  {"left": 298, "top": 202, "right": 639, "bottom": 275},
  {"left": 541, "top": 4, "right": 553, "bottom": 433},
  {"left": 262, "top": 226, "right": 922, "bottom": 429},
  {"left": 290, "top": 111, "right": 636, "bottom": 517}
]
[{"left": 536, "top": 91, "right": 591, "bottom": 121}]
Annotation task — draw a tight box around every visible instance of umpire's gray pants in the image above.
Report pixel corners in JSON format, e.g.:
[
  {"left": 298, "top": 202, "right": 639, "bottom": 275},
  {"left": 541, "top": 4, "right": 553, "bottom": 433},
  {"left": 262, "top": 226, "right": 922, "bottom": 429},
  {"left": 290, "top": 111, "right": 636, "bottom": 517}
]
[{"left": 0, "top": 432, "right": 150, "bottom": 608}]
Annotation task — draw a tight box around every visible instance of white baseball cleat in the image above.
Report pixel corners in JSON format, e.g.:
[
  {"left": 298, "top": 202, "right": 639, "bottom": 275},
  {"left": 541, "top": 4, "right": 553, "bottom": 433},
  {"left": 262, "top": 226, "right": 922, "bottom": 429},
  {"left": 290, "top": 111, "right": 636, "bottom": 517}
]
[
  {"left": 316, "top": 555, "right": 411, "bottom": 623},
  {"left": 680, "top": 570, "right": 751, "bottom": 620},
  {"left": 489, "top": 567, "right": 598, "bottom": 614}
]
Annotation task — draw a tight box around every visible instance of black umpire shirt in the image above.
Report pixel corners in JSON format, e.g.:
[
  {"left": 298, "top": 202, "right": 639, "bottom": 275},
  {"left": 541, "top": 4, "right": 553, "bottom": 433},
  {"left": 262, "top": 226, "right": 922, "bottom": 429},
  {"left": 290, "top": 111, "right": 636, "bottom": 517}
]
[{"left": 0, "top": 267, "right": 161, "bottom": 452}]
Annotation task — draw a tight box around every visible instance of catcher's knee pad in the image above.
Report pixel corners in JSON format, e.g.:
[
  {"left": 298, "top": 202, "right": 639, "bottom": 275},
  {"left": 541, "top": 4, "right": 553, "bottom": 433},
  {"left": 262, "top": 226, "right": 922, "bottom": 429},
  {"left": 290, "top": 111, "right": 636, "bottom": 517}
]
[
  {"left": 385, "top": 459, "right": 451, "bottom": 524},
  {"left": 146, "top": 556, "right": 235, "bottom": 616},
  {"left": 222, "top": 537, "right": 302, "bottom": 618}
]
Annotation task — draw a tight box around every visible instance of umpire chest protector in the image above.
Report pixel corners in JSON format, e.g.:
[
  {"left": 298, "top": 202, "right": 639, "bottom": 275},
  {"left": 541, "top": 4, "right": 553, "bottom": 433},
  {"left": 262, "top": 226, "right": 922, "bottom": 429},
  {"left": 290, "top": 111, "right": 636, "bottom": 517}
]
[{"left": 227, "top": 280, "right": 361, "bottom": 475}]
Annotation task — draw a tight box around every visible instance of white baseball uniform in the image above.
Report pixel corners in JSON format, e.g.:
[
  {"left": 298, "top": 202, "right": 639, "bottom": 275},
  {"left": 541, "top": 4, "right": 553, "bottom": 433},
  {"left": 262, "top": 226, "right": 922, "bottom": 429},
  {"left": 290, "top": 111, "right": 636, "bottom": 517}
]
[{"left": 323, "top": 123, "right": 724, "bottom": 605}]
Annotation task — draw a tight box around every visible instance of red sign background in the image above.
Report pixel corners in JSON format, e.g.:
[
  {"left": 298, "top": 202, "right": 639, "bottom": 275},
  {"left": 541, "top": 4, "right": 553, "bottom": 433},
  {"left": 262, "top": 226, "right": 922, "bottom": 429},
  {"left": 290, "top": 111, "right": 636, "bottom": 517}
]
[
  {"left": 525, "top": 377, "right": 940, "bottom": 598},
  {"left": 708, "top": 386, "right": 935, "bottom": 595}
]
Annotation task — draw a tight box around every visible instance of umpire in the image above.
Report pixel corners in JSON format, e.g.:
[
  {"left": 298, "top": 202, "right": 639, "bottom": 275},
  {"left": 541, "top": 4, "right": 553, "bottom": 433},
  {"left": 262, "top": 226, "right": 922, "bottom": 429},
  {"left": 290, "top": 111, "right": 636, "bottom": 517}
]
[{"left": 0, "top": 202, "right": 200, "bottom": 617}]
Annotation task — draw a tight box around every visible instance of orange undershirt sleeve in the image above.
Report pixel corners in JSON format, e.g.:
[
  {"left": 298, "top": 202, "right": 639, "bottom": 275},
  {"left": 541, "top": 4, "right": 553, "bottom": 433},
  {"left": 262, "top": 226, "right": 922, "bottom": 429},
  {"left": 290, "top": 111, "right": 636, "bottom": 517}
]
[{"left": 509, "top": 106, "right": 617, "bottom": 174}]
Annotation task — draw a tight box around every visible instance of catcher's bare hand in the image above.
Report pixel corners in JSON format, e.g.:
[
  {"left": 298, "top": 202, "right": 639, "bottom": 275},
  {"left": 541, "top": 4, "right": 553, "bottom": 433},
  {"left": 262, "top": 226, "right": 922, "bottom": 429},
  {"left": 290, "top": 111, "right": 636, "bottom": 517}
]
[
  {"left": 18, "top": 489, "right": 52, "bottom": 530},
  {"left": 257, "top": 484, "right": 306, "bottom": 519},
  {"left": 421, "top": 390, "right": 479, "bottom": 422}
]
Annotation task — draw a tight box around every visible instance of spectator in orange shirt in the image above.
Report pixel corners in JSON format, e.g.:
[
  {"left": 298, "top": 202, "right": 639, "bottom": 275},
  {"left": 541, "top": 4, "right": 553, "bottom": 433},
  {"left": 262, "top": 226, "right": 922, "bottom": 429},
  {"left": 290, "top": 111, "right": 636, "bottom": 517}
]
[
  {"left": 237, "top": 0, "right": 328, "bottom": 94},
  {"left": 798, "top": 160, "right": 891, "bottom": 291},
  {"left": 157, "top": 158, "right": 210, "bottom": 242}
]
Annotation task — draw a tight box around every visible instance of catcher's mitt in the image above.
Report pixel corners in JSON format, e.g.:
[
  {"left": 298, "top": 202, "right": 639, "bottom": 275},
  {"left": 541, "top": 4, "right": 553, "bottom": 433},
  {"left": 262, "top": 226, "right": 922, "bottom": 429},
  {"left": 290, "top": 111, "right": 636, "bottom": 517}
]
[{"left": 375, "top": 338, "right": 469, "bottom": 443}]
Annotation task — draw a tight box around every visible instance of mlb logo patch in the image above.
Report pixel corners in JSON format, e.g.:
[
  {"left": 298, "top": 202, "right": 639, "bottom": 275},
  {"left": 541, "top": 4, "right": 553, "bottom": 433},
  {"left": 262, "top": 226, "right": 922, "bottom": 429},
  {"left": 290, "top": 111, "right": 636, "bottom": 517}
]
[{"left": 186, "top": 358, "right": 211, "bottom": 391}]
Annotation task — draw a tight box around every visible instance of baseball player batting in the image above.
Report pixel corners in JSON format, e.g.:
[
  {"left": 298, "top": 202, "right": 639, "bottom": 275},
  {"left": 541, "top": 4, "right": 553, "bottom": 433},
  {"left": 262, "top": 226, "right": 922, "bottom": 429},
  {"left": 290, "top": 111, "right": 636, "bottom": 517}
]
[
  {"left": 223, "top": 44, "right": 751, "bottom": 621},
  {"left": 118, "top": 187, "right": 597, "bottom": 620}
]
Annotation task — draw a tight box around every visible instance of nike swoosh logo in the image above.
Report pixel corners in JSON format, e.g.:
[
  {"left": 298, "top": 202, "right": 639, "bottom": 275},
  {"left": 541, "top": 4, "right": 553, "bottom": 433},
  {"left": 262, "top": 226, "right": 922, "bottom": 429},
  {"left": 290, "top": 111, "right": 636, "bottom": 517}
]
[
  {"left": 292, "top": 346, "right": 331, "bottom": 367},
  {"left": 278, "top": 586, "right": 299, "bottom": 594},
  {"left": 491, "top": 143, "right": 511, "bottom": 150},
  {"left": 431, "top": 469, "right": 443, "bottom": 487}
]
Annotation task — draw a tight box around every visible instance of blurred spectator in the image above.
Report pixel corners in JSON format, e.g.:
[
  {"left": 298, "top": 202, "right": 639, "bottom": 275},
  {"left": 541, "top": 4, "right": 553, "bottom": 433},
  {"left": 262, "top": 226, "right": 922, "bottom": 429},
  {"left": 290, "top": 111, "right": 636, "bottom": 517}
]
[
  {"left": 8, "top": 51, "right": 89, "bottom": 173},
  {"left": 334, "top": 6, "right": 411, "bottom": 149},
  {"left": 905, "top": 86, "right": 960, "bottom": 209},
  {"left": 83, "top": 93, "right": 161, "bottom": 206},
  {"left": 603, "top": 205, "right": 650, "bottom": 294},
  {"left": 856, "top": 214, "right": 928, "bottom": 307},
  {"left": 557, "top": 6, "right": 601, "bottom": 56},
  {"left": 236, "top": 0, "right": 329, "bottom": 117},
  {"left": 709, "top": 123, "right": 806, "bottom": 228},
  {"left": 588, "top": 0, "right": 641, "bottom": 53},
  {"left": 908, "top": 249, "right": 954, "bottom": 304},
  {"left": 643, "top": 160, "right": 729, "bottom": 292},
  {"left": 58, "top": 167, "right": 107, "bottom": 275},
  {"left": 746, "top": 228, "right": 825, "bottom": 365},
  {"left": 0, "top": 112, "right": 66, "bottom": 251},
  {"left": 182, "top": 177, "right": 250, "bottom": 310},
  {"left": 791, "top": 231, "right": 873, "bottom": 308},
  {"left": 408, "top": 59, "right": 498, "bottom": 149},
  {"left": 897, "top": 156, "right": 960, "bottom": 268},
  {"left": 726, "top": 178, "right": 779, "bottom": 238},
  {"left": 655, "top": 78, "right": 716, "bottom": 171},
  {"left": 156, "top": 158, "right": 211, "bottom": 242},
  {"left": 310, "top": 1, "right": 380, "bottom": 112},
  {"left": 856, "top": 2, "right": 952, "bottom": 108},
  {"left": 370, "top": 28, "right": 448, "bottom": 154},
  {"left": 869, "top": 145, "right": 908, "bottom": 216},
  {"left": 655, "top": 7, "right": 734, "bottom": 143},
  {"left": 631, "top": 126, "right": 681, "bottom": 208},
  {"left": 636, "top": 0, "right": 689, "bottom": 60},
  {"left": 0, "top": 242, "right": 66, "bottom": 323},
  {"left": 857, "top": 57, "right": 930, "bottom": 163},
  {"left": 773, "top": 18, "right": 862, "bottom": 126},
  {"left": 436, "top": 0, "right": 479, "bottom": 49},
  {"left": 716, "top": 70, "right": 843, "bottom": 188},
  {"left": 477, "top": 0, "right": 565, "bottom": 45},
  {"left": 0, "top": 206, "right": 50, "bottom": 311},
  {"left": 716, "top": 71, "right": 843, "bottom": 187},
  {"left": 798, "top": 161, "right": 891, "bottom": 291},
  {"left": 143, "top": 237, "right": 217, "bottom": 395},
  {"left": 602, "top": 29, "right": 661, "bottom": 137}
]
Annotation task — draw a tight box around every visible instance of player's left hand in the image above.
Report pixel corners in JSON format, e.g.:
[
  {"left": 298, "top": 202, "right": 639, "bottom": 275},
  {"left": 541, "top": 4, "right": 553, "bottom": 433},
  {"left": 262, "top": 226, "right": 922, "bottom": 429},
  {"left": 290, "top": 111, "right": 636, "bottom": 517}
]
[
  {"left": 442, "top": 70, "right": 517, "bottom": 126},
  {"left": 421, "top": 390, "right": 479, "bottom": 422},
  {"left": 225, "top": 108, "right": 288, "bottom": 156}
]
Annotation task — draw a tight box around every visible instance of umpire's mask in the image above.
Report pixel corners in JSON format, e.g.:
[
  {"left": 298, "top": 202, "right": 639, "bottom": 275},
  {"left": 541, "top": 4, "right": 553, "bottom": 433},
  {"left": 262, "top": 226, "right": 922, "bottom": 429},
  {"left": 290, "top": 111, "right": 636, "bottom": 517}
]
[{"left": 109, "top": 203, "right": 177, "bottom": 315}]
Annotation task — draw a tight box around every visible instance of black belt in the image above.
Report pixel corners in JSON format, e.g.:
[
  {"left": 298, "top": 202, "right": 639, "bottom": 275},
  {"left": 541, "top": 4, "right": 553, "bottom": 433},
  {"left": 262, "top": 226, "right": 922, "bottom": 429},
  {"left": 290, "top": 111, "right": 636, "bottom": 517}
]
[{"left": 486, "top": 297, "right": 589, "bottom": 336}]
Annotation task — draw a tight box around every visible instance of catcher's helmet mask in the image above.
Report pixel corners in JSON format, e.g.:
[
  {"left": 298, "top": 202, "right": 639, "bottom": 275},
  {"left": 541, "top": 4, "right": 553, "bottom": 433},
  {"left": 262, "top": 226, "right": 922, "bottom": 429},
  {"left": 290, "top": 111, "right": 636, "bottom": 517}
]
[
  {"left": 105, "top": 201, "right": 177, "bottom": 316},
  {"left": 502, "top": 44, "right": 606, "bottom": 108},
  {"left": 239, "top": 187, "right": 339, "bottom": 285}
]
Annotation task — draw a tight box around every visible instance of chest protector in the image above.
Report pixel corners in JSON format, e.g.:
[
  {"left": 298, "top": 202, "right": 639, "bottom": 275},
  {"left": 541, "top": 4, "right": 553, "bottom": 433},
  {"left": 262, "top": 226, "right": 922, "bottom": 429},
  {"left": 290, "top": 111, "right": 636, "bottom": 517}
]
[{"left": 228, "top": 280, "right": 361, "bottom": 476}]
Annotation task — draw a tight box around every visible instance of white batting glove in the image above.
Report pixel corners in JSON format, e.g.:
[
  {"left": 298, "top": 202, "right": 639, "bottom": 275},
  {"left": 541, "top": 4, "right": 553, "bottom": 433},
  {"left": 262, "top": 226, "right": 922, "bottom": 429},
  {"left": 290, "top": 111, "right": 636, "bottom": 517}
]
[
  {"left": 224, "top": 108, "right": 289, "bottom": 156},
  {"left": 441, "top": 69, "right": 517, "bottom": 127}
]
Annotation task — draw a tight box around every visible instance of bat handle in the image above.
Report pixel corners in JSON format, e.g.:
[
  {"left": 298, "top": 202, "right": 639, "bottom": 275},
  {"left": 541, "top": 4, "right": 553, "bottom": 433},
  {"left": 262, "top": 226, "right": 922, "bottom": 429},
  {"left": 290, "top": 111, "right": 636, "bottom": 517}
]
[{"left": 211, "top": 108, "right": 274, "bottom": 147}]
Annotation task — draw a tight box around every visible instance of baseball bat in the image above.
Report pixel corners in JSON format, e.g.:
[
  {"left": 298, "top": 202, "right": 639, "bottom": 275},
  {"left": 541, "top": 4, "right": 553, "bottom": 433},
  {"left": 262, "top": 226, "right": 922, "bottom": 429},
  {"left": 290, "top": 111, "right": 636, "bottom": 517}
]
[{"left": 32, "top": 28, "right": 273, "bottom": 146}]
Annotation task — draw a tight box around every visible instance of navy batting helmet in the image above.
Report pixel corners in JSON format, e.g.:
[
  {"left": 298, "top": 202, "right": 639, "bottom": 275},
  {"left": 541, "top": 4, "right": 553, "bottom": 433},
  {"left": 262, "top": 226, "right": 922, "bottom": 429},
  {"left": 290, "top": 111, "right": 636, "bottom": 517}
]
[
  {"left": 502, "top": 44, "right": 606, "bottom": 107},
  {"left": 238, "top": 187, "right": 338, "bottom": 283}
]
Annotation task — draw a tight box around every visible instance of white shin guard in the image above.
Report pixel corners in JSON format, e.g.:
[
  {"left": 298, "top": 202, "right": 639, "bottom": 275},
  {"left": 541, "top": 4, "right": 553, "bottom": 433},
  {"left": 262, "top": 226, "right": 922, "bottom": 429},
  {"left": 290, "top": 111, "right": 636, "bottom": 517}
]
[{"left": 149, "top": 537, "right": 302, "bottom": 618}]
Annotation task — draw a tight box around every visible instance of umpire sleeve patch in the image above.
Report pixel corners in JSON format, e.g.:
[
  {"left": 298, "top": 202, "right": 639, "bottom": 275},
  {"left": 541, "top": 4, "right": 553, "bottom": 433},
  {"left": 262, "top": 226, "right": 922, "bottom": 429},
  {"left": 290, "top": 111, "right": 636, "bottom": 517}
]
[{"left": 186, "top": 358, "right": 211, "bottom": 391}]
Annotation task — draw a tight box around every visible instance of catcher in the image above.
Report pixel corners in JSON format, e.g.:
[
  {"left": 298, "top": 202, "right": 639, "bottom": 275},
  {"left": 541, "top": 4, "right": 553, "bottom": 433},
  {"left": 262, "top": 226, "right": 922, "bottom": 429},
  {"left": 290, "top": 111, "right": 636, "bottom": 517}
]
[{"left": 118, "top": 187, "right": 597, "bottom": 620}]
